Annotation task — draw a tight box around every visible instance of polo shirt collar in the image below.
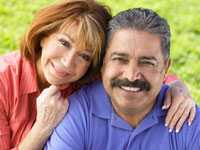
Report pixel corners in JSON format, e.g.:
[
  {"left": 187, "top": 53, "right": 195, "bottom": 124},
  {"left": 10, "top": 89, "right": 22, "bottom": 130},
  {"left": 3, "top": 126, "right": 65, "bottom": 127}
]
[
  {"left": 91, "top": 81, "right": 133, "bottom": 130},
  {"left": 91, "top": 81, "right": 169, "bottom": 131},
  {"left": 133, "top": 85, "right": 169, "bottom": 135}
]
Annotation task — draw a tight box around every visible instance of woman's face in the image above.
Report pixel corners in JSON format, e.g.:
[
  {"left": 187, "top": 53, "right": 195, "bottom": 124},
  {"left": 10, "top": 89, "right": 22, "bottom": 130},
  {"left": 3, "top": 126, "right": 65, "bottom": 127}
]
[{"left": 38, "top": 25, "right": 94, "bottom": 89}]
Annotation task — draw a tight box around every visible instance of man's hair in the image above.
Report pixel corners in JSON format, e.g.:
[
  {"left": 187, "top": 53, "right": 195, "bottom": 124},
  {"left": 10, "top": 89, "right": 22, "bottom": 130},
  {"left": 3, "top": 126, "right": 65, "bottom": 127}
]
[
  {"left": 105, "top": 8, "right": 171, "bottom": 60},
  {"left": 20, "top": 0, "right": 111, "bottom": 84}
]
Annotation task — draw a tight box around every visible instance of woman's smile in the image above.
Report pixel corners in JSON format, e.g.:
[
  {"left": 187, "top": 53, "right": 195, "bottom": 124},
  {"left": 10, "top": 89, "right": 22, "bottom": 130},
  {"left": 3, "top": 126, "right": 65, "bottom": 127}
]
[{"left": 50, "top": 61, "right": 71, "bottom": 79}]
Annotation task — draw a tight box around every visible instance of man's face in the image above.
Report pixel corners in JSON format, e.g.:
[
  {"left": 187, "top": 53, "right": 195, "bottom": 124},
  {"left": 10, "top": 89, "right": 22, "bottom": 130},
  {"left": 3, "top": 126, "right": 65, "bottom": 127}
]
[{"left": 102, "top": 29, "right": 170, "bottom": 117}]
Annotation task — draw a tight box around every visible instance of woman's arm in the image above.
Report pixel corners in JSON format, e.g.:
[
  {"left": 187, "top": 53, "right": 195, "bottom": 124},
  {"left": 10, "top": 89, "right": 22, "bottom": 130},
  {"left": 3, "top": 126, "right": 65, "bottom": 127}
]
[
  {"left": 163, "top": 76, "right": 196, "bottom": 133},
  {"left": 19, "top": 85, "right": 68, "bottom": 150}
]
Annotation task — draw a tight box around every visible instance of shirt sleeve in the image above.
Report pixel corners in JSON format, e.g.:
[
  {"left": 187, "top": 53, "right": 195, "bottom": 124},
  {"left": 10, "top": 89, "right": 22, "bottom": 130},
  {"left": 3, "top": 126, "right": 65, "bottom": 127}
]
[
  {"left": 0, "top": 73, "right": 11, "bottom": 149},
  {"left": 44, "top": 88, "right": 89, "bottom": 150},
  {"left": 0, "top": 101, "right": 11, "bottom": 149},
  {"left": 163, "top": 74, "right": 178, "bottom": 84},
  {"left": 0, "top": 111, "right": 19, "bottom": 150}
]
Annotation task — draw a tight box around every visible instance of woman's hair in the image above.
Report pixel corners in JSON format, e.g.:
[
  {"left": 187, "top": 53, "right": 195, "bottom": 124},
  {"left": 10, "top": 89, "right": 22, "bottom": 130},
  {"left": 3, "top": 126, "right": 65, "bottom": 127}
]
[{"left": 20, "top": 0, "right": 112, "bottom": 84}]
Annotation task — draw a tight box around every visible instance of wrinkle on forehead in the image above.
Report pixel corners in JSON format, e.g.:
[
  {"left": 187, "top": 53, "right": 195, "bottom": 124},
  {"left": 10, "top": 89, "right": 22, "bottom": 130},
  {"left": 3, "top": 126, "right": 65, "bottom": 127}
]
[{"left": 107, "top": 29, "right": 163, "bottom": 63}]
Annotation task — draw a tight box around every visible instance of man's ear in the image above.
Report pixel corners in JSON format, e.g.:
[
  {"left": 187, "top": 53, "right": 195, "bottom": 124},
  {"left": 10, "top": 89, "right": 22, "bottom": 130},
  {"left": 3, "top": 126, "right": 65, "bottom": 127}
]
[
  {"left": 165, "top": 58, "right": 171, "bottom": 74},
  {"left": 100, "top": 60, "right": 105, "bottom": 74}
]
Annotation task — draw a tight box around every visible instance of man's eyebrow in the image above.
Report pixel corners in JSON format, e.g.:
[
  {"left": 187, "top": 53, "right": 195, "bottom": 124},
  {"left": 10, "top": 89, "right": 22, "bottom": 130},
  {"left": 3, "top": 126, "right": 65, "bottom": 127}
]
[
  {"left": 140, "top": 56, "right": 158, "bottom": 62},
  {"left": 110, "top": 52, "right": 129, "bottom": 58}
]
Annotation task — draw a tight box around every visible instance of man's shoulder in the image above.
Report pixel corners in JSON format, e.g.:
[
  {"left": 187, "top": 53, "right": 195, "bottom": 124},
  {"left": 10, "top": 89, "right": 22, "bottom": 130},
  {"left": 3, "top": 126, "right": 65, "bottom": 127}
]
[
  {"left": 174, "top": 105, "right": 200, "bottom": 148},
  {"left": 175, "top": 105, "right": 200, "bottom": 139},
  {"left": 82, "top": 79, "right": 104, "bottom": 94},
  {"left": 68, "top": 80, "right": 105, "bottom": 108},
  {"left": 173, "top": 105, "right": 200, "bottom": 133},
  {"left": 69, "top": 80, "right": 104, "bottom": 101},
  {"left": 190, "top": 105, "right": 200, "bottom": 128},
  {"left": 45, "top": 82, "right": 106, "bottom": 149},
  {"left": 68, "top": 79, "right": 111, "bottom": 120}
]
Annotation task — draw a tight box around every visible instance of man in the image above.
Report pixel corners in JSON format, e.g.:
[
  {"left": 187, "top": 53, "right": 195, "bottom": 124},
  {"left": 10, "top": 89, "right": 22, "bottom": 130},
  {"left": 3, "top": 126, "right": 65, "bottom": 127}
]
[{"left": 45, "top": 8, "right": 200, "bottom": 149}]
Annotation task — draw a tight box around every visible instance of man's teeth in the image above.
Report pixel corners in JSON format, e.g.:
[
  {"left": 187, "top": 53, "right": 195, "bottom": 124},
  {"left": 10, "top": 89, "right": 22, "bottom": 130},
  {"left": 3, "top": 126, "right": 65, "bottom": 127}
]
[{"left": 121, "top": 86, "right": 140, "bottom": 92}]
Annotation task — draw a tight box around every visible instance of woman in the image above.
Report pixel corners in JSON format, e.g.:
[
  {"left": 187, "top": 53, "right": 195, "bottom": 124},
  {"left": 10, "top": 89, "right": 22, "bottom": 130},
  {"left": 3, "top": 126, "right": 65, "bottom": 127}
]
[{"left": 0, "top": 0, "right": 195, "bottom": 149}]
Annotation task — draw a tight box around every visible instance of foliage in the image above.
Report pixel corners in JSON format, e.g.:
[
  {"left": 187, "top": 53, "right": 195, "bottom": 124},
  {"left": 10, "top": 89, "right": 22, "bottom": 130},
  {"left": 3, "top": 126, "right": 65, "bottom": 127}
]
[{"left": 0, "top": 0, "right": 199, "bottom": 103}]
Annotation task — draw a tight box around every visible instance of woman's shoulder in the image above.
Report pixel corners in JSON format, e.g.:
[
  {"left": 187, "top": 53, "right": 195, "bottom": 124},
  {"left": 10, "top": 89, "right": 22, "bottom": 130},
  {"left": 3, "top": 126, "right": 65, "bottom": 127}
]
[
  {"left": 0, "top": 51, "right": 38, "bottom": 114},
  {"left": 0, "top": 52, "right": 23, "bottom": 94},
  {"left": 0, "top": 51, "right": 35, "bottom": 93},
  {"left": 0, "top": 51, "right": 22, "bottom": 73},
  {"left": 0, "top": 51, "right": 34, "bottom": 75}
]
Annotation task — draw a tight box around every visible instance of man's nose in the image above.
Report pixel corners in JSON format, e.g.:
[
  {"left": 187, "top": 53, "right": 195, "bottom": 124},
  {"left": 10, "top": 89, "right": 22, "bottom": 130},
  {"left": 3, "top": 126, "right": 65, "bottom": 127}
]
[{"left": 125, "top": 62, "right": 143, "bottom": 81}]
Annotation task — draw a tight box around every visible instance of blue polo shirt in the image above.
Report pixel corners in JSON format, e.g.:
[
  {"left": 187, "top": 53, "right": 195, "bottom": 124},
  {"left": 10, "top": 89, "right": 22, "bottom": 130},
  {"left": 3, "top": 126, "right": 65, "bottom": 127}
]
[{"left": 45, "top": 80, "right": 200, "bottom": 150}]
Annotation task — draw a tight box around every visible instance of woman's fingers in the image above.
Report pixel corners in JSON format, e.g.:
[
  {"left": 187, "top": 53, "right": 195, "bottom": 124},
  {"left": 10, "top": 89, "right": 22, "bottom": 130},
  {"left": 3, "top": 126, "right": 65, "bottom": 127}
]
[
  {"left": 174, "top": 105, "right": 191, "bottom": 133},
  {"left": 165, "top": 96, "right": 180, "bottom": 127},
  {"left": 162, "top": 88, "right": 172, "bottom": 110},
  {"left": 36, "top": 85, "right": 68, "bottom": 130},
  {"left": 168, "top": 102, "right": 187, "bottom": 132},
  {"left": 165, "top": 80, "right": 196, "bottom": 132},
  {"left": 188, "top": 100, "right": 196, "bottom": 125},
  {"left": 165, "top": 97, "right": 196, "bottom": 133}
]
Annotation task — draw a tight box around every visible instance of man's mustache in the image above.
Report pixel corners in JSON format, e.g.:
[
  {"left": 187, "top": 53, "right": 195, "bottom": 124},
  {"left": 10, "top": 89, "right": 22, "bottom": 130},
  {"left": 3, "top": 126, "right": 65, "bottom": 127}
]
[{"left": 111, "top": 78, "right": 151, "bottom": 91}]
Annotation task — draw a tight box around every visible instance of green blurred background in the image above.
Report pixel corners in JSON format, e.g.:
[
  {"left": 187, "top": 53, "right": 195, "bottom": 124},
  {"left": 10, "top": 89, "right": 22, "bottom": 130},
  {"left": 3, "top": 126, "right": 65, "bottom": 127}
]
[{"left": 0, "top": 0, "right": 199, "bottom": 103}]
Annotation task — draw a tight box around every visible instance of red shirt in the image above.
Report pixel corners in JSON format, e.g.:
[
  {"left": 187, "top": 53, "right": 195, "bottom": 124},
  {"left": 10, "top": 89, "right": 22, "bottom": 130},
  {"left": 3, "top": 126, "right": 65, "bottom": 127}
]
[
  {"left": 163, "top": 74, "right": 178, "bottom": 84},
  {"left": 0, "top": 52, "right": 40, "bottom": 149},
  {"left": 0, "top": 52, "right": 75, "bottom": 150}
]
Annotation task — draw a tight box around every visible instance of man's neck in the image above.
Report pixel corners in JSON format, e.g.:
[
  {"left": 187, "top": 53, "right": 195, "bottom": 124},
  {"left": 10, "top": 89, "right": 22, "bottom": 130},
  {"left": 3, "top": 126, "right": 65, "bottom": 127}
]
[{"left": 115, "top": 102, "right": 155, "bottom": 127}]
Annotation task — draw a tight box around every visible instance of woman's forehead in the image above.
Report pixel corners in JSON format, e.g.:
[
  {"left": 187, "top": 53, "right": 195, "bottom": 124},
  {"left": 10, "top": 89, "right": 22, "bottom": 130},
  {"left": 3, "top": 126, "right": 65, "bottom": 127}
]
[{"left": 60, "top": 22, "right": 96, "bottom": 52}]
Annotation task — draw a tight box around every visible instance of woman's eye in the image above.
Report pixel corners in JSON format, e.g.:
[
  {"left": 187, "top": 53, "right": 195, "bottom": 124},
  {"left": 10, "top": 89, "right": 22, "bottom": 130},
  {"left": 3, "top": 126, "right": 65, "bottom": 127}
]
[
  {"left": 80, "top": 54, "right": 91, "bottom": 62},
  {"left": 58, "top": 38, "right": 71, "bottom": 48},
  {"left": 112, "top": 57, "right": 128, "bottom": 63}
]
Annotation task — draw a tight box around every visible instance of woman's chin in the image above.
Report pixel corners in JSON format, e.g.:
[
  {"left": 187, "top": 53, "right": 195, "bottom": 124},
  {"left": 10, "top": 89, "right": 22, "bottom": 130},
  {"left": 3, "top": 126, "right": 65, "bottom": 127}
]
[
  {"left": 47, "top": 78, "right": 70, "bottom": 90},
  {"left": 55, "top": 84, "right": 70, "bottom": 90}
]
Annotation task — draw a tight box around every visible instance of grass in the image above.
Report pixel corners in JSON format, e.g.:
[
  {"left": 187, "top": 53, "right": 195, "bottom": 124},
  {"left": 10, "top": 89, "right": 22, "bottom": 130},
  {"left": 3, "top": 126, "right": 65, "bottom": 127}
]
[{"left": 0, "top": 0, "right": 199, "bottom": 103}]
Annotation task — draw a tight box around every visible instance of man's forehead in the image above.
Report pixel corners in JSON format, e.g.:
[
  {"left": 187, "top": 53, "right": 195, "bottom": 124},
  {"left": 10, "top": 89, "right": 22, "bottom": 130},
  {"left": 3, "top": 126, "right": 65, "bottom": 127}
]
[
  {"left": 106, "top": 29, "right": 162, "bottom": 57},
  {"left": 109, "top": 50, "right": 158, "bottom": 61}
]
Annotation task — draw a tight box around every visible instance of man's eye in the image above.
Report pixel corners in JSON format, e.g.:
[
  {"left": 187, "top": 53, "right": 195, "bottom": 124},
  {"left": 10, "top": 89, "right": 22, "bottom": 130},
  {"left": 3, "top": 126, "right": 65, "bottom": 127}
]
[
  {"left": 79, "top": 54, "right": 91, "bottom": 62},
  {"left": 141, "top": 61, "right": 155, "bottom": 66},
  {"left": 58, "top": 38, "right": 71, "bottom": 48}
]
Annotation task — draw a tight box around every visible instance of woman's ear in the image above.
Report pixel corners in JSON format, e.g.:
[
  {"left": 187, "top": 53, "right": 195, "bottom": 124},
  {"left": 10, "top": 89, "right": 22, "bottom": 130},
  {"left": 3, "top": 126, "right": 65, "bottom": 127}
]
[
  {"left": 40, "top": 38, "right": 46, "bottom": 48},
  {"left": 40, "top": 35, "right": 49, "bottom": 48}
]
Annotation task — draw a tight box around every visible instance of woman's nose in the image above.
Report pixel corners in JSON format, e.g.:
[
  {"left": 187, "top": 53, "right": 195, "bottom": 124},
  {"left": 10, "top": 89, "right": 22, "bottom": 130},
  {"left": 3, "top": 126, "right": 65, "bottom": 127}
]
[{"left": 61, "top": 51, "right": 76, "bottom": 71}]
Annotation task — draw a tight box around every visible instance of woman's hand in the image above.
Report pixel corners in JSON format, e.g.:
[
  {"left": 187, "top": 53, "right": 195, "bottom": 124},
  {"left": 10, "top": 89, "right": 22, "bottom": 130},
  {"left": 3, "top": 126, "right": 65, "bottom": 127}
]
[
  {"left": 163, "top": 80, "right": 196, "bottom": 133},
  {"left": 19, "top": 85, "right": 69, "bottom": 150},
  {"left": 35, "top": 85, "right": 68, "bottom": 133}
]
